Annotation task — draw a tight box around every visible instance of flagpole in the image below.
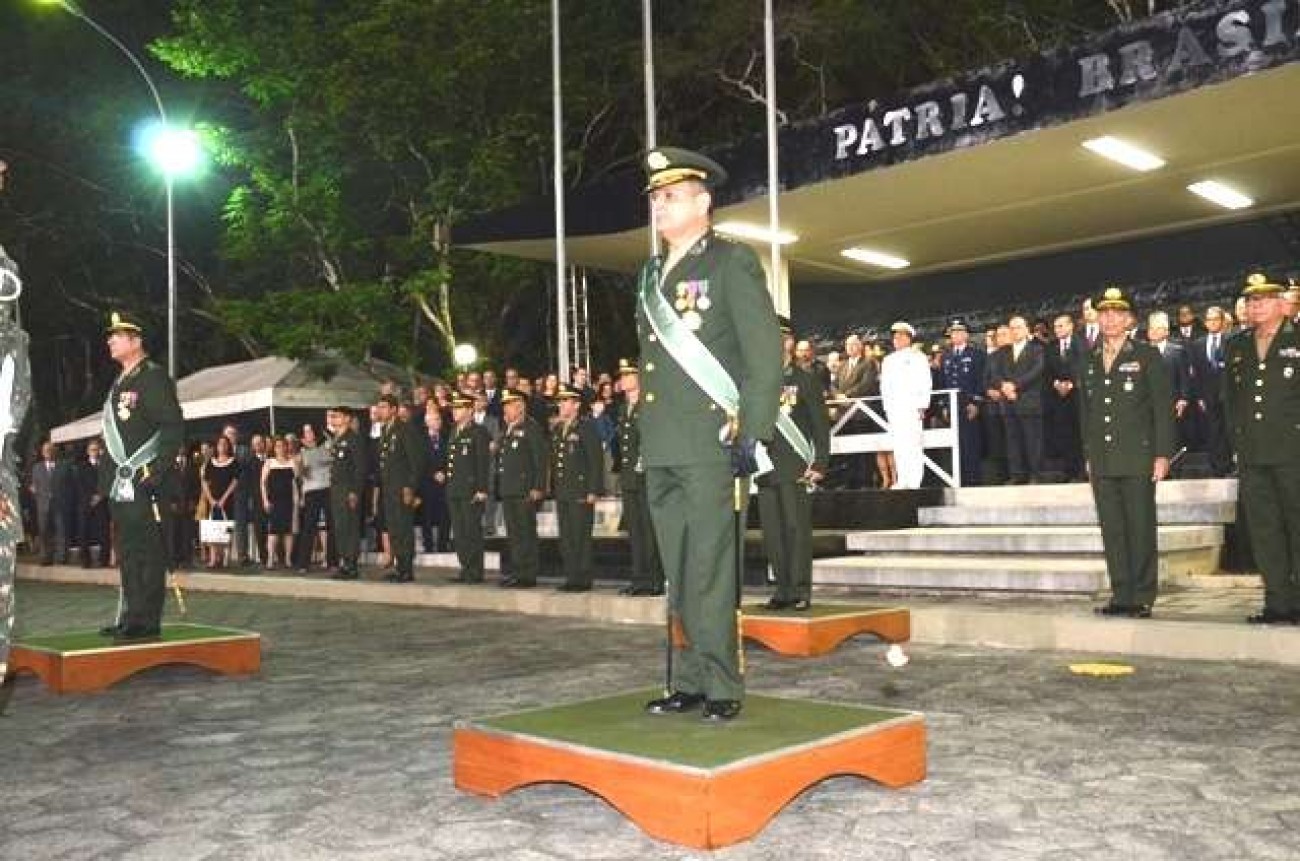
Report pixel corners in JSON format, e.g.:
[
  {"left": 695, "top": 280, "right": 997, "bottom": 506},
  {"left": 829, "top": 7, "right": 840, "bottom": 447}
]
[
  {"left": 763, "top": 0, "right": 782, "bottom": 309},
  {"left": 552, "top": 0, "right": 571, "bottom": 382}
]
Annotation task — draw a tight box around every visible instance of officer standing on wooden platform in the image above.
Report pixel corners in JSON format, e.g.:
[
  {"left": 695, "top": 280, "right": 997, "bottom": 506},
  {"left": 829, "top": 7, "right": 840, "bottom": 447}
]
[
  {"left": 376, "top": 394, "right": 425, "bottom": 583},
  {"left": 1079, "top": 288, "right": 1174, "bottom": 619},
  {"left": 759, "top": 317, "right": 830, "bottom": 611},
  {"left": 497, "top": 389, "right": 547, "bottom": 588},
  {"left": 327, "top": 406, "right": 365, "bottom": 580},
  {"left": 551, "top": 384, "right": 604, "bottom": 592},
  {"left": 615, "top": 360, "right": 664, "bottom": 597},
  {"left": 635, "top": 147, "right": 782, "bottom": 722},
  {"left": 1223, "top": 273, "right": 1300, "bottom": 624},
  {"left": 99, "top": 312, "right": 184, "bottom": 641},
  {"left": 445, "top": 392, "right": 492, "bottom": 583}
]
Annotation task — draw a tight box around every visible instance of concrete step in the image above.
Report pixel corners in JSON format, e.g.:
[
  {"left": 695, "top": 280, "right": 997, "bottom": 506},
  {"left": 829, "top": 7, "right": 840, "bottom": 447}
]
[
  {"left": 813, "top": 545, "right": 1221, "bottom": 594},
  {"left": 941, "top": 478, "right": 1238, "bottom": 507},
  {"left": 918, "top": 501, "right": 1236, "bottom": 527},
  {"left": 845, "top": 524, "right": 1224, "bottom": 555}
]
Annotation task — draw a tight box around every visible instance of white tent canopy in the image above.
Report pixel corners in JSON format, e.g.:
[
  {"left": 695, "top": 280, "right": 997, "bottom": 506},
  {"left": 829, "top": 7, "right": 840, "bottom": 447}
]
[{"left": 51, "top": 355, "right": 385, "bottom": 444}]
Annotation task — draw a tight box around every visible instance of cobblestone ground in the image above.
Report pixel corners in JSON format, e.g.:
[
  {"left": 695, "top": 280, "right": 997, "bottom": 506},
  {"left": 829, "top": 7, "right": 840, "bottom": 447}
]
[{"left": 2, "top": 582, "right": 1298, "bottom": 861}]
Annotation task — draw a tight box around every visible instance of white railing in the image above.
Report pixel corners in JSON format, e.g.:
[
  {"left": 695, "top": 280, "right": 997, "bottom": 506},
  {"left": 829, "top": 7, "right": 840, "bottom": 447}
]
[{"left": 827, "top": 388, "right": 962, "bottom": 488}]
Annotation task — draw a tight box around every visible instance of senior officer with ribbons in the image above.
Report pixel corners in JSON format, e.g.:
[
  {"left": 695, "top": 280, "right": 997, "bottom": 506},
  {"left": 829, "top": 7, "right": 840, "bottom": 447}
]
[
  {"left": 635, "top": 146, "right": 782, "bottom": 722},
  {"left": 1223, "top": 273, "right": 1300, "bottom": 625},
  {"left": 1078, "top": 287, "right": 1174, "bottom": 619}
]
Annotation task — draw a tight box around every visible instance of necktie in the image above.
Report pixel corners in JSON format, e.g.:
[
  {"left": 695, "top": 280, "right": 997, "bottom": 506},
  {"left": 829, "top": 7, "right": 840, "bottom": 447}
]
[
  {"left": 1060, "top": 339, "right": 1068, "bottom": 358},
  {"left": 1209, "top": 335, "right": 1218, "bottom": 361}
]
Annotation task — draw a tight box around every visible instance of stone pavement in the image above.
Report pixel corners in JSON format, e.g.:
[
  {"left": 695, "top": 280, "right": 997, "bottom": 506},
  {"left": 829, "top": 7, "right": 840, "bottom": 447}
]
[{"left": 2, "top": 582, "right": 1299, "bottom": 860}]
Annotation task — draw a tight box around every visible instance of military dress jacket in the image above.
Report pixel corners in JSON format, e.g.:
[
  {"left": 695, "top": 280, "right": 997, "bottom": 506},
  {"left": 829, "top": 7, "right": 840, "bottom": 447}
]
[
  {"left": 1222, "top": 319, "right": 1300, "bottom": 465},
  {"left": 329, "top": 429, "right": 366, "bottom": 496},
  {"left": 446, "top": 422, "right": 492, "bottom": 499},
  {"left": 550, "top": 416, "right": 604, "bottom": 500},
  {"left": 635, "top": 232, "right": 783, "bottom": 468},
  {"left": 941, "top": 346, "right": 986, "bottom": 408},
  {"left": 1078, "top": 338, "right": 1175, "bottom": 477},
  {"left": 759, "top": 362, "right": 830, "bottom": 486},
  {"left": 97, "top": 359, "right": 184, "bottom": 497},
  {"left": 614, "top": 398, "right": 645, "bottom": 491},
  {"left": 496, "top": 417, "right": 548, "bottom": 498},
  {"left": 378, "top": 419, "right": 426, "bottom": 493}
]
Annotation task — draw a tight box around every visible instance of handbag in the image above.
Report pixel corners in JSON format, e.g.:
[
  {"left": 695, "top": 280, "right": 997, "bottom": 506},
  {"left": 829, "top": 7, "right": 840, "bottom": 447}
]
[{"left": 200, "top": 504, "right": 234, "bottom": 545}]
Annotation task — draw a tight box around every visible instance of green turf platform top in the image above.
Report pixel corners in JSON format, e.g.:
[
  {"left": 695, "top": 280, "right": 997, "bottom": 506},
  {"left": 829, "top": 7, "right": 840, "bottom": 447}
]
[
  {"left": 472, "top": 691, "right": 913, "bottom": 770},
  {"left": 16, "top": 623, "right": 256, "bottom": 654},
  {"left": 742, "top": 603, "right": 900, "bottom": 620}
]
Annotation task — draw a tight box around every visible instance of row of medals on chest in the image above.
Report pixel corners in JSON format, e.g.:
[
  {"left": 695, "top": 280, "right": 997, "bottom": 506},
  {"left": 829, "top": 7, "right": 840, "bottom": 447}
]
[{"left": 673, "top": 280, "right": 711, "bottom": 331}]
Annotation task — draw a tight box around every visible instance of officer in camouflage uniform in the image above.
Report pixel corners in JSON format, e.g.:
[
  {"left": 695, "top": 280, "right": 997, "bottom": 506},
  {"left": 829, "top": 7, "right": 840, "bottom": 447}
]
[
  {"left": 1078, "top": 287, "right": 1174, "bottom": 619},
  {"left": 497, "top": 389, "right": 547, "bottom": 588},
  {"left": 1223, "top": 273, "right": 1300, "bottom": 624},
  {"left": 636, "top": 147, "right": 782, "bottom": 722},
  {"left": 327, "top": 405, "right": 366, "bottom": 580},
  {"left": 445, "top": 392, "right": 492, "bottom": 584},
  {"left": 375, "top": 394, "right": 426, "bottom": 583},
  {"left": 615, "top": 360, "right": 664, "bottom": 596},
  {"left": 758, "top": 317, "right": 830, "bottom": 611},
  {"left": 550, "top": 383, "right": 604, "bottom": 592},
  {"left": 99, "top": 312, "right": 184, "bottom": 641}
]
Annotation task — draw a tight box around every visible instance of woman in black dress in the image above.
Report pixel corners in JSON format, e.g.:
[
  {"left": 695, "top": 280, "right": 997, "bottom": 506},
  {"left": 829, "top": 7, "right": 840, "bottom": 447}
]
[
  {"left": 261, "top": 436, "right": 300, "bottom": 568},
  {"left": 201, "top": 435, "right": 239, "bottom": 568}
]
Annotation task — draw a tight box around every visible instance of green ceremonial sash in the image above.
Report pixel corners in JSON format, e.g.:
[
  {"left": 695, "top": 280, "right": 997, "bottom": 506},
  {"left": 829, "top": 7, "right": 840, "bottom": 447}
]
[
  {"left": 101, "top": 388, "right": 161, "bottom": 503},
  {"left": 638, "top": 259, "right": 814, "bottom": 466}
]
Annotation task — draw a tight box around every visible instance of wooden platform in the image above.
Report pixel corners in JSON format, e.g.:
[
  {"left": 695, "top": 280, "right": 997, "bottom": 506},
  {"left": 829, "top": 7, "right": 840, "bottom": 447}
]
[
  {"left": 742, "top": 604, "right": 910, "bottom": 657},
  {"left": 9, "top": 623, "right": 261, "bottom": 694},
  {"left": 454, "top": 690, "right": 926, "bottom": 850}
]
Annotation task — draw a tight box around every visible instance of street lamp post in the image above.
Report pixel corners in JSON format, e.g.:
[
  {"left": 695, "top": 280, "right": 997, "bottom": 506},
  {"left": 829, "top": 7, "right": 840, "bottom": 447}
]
[{"left": 42, "top": 0, "right": 194, "bottom": 378}]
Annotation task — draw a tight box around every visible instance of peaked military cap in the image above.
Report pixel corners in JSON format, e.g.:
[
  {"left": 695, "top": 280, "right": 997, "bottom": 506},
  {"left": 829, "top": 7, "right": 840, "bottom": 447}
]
[
  {"left": 616, "top": 358, "right": 639, "bottom": 376},
  {"left": 945, "top": 318, "right": 968, "bottom": 333},
  {"left": 552, "top": 383, "right": 583, "bottom": 401},
  {"left": 450, "top": 392, "right": 474, "bottom": 409},
  {"left": 890, "top": 320, "right": 915, "bottom": 337},
  {"left": 644, "top": 147, "right": 728, "bottom": 193},
  {"left": 106, "top": 311, "right": 143, "bottom": 335},
  {"left": 328, "top": 405, "right": 354, "bottom": 416},
  {"left": 1095, "top": 286, "right": 1132, "bottom": 311},
  {"left": 1241, "top": 272, "right": 1286, "bottom": 296},
  {"left": 501, "top": 388, "right": 527, "bottom": 405}
]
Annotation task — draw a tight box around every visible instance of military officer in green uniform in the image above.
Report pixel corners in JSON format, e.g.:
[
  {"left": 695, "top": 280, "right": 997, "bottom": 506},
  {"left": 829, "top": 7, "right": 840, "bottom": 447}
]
[
  {"left": 326, "top": 405, "right": 366, "bottom": 580},
  {"left": 758, "top": 317, "right": 830, "bottom": 611},
  {"left": 615, "top": 360, "right": 664, "bottom": 596},
  {"left": 375, "top": 394, "right": 426, "bottom": 583},
  {"left": 446, "top": 392, "right": 492, "bottom": 583},
  {"left": 1078, "top": 287, "right": 1174, "bottom": 619},
  {"left": 99, "top": 312, "right": 184, "bottom": 641},
  {"left": 550, "top": 383, "right": 604, "bottom": 592},
  {"left": 636, "top": 147, "right": 782, "bottom": 722},
  {"left": 1223, "top": 273, "right": 1300, "bottom": 624},
  {"left": 497, "top": 389, "right": 547, "bottom": 588}
]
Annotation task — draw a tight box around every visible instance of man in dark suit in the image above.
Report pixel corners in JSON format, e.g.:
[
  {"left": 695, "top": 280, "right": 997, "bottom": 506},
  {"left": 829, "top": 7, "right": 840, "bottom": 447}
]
[
  {"left": 1044, "top": 314, "right": 1086, "bottom": 481},
  {"left": 996, "top": 315, "right": 1046, "bottom": 484},
  {"left": 1079, "top": 298, "right": 1100, "bottom": 350},
  {"left": 30, "top": 440, "right": 74, "bottom": 565},
  {"left": 1190, "top": 305, "right": 1231, "bottom": 476},
  {"left": 74, "top": 438, "right": 111, "bottom": 567},
  {"left": 834, "top": 333, "right": 878, "bottom": 488},
  {"left": 1146, "top": 311, "right": 1192, "bottom": 456},
  {"left": 1172, "top": 304, "right": 1205, "bottom": 344}
]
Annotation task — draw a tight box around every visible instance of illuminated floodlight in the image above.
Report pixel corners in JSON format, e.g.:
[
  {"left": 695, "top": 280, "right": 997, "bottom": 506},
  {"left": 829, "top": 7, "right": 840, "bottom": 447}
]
[
  {"left": 1081, "top": 136, "right": 1166, "bottom": 172},
  {"left": 136, "top": 121, "right": 203, "bottom": 178},
  {"left": 714, "top": 221, "right": 799, "bottom": 245},
  {"left": 1187, "top": 180, "right": 1254, "bottom": 211},
  {"left": 453, "top": 343, "right": 479, "bottom": 368},
  {"left": 840, "top": 247, "right": 911, "bottom": 270}
]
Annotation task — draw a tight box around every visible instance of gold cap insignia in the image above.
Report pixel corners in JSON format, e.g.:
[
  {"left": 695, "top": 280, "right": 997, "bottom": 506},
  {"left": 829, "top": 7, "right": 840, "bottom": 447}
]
[{"left": 646, "top": 151, "right": 670, "bottom": 171}]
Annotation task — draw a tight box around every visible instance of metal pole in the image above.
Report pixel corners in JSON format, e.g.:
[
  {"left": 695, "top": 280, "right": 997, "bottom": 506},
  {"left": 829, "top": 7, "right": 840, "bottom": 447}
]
[
  {"left": 763, "top": 0, "right": 782, "bottom": 303},
  {"left": 58, "top": 0, "right": 177, "bottom": 378},
  {"left": 642, "top": 0, "right": 660, "bottom": 258},
  {"left": 552, "top": 0, "right": 571, "bottom": 382}
]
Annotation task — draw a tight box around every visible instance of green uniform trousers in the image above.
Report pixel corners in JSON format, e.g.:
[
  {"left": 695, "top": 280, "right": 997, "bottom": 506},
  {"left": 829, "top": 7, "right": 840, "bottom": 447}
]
[
  {"left": 502, "top": 497, "right": 540, "bottom": 584},
  {"left": 450, "top": 497, "right": 486, "bottom": 582},
  {"left": 1090, "top": 475, "right": 1159, "bottom": 608},
  {"left": 330, "top": 491, "right": 360, "bottom": 564},
  {"left": 758, "top": 480, "right": 813, "bottom": 603},
  {"left": 112, "top": 495, "right": 168, "bottom": 629},
  {"left": 383, "top": 488, "right": 416, "bottom": 573},
  {"left": 622, "top": 484, "right": 662, "bottom": 590},
  {"left": 1240, "top": 463, "right": 1300, "bottom": 615},
  {"left": 557, "top": 499, "right": 595, "bottom": 588},
  {"left": 646, "top": 463, "right": 743, "bottom": 702}
]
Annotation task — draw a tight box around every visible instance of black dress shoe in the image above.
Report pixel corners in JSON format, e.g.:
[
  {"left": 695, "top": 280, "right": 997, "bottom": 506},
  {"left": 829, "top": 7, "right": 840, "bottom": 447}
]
[
  {"left": 621, "top": 584, "right": 664, "bottom": 597},
  {"left": 330, "top": 569, "right": 359, "bottom": 581},
  {"left": 1127, "top": 605, "right": 1152, "bottom": 619},
  {"left": 556, "top": 583, "right": 591, "bottom": 593},
  {"left": 1246, "top": 608, "right": 1295, "bottom": 625},
  {"left": 112, "top": 626, "right": 161, "bottom": 644},
  {"left": 98, "top": 622, "right": 125, "bottom": 637},
  {"left": 645, "top": 691, "right": 706, "bottom": 715},
  {"left": 1094, "top": 603, "right": 1129, "bottom": 617},
  {"left": 790, "top": 599, "right": 812, "bottom": 612},
  {"left": 0, "top": 672, "right": 15, "bottom": 717},
  {"left": 702, "top": 699, "right": 742, "bottom": 722},
  {"left": 385, "top": 571, "right": 415, "bottom": 583},
  {"left": 764, "top": 597, "right": 792, "bottom": 610},
  {"left": 499, "top": 577, "right": 536, "bottom": 589}
]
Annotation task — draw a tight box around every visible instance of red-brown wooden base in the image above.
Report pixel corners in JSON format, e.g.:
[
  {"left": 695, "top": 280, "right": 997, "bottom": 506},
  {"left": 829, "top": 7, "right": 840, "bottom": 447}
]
[
  {"left": 742, "top": 606, "right": 910, "bottom": 657},
  {"left": 10, "top": 625, "right": 261, "bottom": 694},
  {"left": 454, "top": 698, "right": 926, "bottom": 850}
]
